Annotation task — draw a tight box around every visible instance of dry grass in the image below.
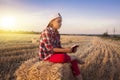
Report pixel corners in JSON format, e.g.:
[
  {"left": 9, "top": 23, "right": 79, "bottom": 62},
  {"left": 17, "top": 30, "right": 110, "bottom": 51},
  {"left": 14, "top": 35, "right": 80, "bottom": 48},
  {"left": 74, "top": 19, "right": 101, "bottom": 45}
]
[
  {"left": 0, "top": 34, "right": 39, "bottom": 80},
  {"left": 79, "top": 37, "right": 120, "bottom": 80},
  {"left": 1, "top": 34, "right": 120, "bottom": 80}
]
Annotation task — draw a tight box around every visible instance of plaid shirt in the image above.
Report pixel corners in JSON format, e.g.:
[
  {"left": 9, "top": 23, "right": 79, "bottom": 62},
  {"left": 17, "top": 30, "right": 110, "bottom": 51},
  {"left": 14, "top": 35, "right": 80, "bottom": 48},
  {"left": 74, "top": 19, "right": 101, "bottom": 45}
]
[{"left": 39, "top": 27, "right": 62, "bottom": 60}]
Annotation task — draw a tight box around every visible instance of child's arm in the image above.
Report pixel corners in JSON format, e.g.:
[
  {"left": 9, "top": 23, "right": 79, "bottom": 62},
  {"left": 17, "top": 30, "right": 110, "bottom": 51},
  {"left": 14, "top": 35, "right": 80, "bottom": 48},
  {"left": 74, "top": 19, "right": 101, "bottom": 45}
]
[
  {"left": 53, "top": 45, "right": 79, "bottom": 53},
  {"left": 53, "top": 47, "right": 73, "bottom": 53}
]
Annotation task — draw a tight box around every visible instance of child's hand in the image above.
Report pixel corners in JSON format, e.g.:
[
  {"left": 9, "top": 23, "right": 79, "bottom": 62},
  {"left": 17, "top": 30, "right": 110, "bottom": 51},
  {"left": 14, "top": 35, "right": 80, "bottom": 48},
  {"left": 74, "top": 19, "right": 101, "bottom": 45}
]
[
  {"left": 66, "top": 47, "right": 73, "bottom": 53},
  {"left": 71, "top": 45, "right": 79, "bottom": 53}
]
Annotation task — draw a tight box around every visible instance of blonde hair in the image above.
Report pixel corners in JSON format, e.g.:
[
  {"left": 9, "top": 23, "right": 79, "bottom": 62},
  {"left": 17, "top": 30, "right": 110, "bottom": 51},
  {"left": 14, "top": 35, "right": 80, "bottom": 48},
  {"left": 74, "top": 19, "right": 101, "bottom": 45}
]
[{"left": 47, "top": 18, "right": 56, "bottom": 28}]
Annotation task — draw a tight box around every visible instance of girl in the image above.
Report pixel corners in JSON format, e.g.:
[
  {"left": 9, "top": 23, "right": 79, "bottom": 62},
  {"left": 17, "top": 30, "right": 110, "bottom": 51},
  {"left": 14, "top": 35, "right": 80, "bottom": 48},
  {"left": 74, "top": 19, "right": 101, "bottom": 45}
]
[{"left": 39, "top": 13, "right": 84, "bottom": 80}]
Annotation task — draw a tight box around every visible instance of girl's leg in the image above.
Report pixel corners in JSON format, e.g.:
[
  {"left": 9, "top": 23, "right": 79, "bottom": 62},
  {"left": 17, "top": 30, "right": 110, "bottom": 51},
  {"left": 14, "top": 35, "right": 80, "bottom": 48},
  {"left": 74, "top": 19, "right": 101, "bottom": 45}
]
[
  {"left": 47, "top": 53, "right": 71, "bottom": 63},
  {"left": 46, "top": 53, "right": 82, "bottom": 80},
  {"left": 70, "top": 59, "right": 80, "bottom": 76},
  {"left": 70, "top": 56, "right": 83, "bottom": 80},
  {"left": 71, "top": 56, "right": 85, "bottom": 64},
  {"left": 70, "top": 55, "right": 77, "bottom": 61}
]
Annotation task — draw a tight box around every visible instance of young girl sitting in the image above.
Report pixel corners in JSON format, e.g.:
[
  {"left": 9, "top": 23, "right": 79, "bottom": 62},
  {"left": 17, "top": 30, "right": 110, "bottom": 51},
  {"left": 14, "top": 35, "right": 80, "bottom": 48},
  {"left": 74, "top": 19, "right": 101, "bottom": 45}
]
[{"left": 39, "top": 13, "right": 84, "bottom": 80}]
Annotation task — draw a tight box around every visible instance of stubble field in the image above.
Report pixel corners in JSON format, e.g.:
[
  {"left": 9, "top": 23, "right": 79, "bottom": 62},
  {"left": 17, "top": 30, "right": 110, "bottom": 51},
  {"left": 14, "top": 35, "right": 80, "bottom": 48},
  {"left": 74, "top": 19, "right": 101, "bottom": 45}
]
[{"left": 0, "top": 34, "right": 120, "bottom": 80}]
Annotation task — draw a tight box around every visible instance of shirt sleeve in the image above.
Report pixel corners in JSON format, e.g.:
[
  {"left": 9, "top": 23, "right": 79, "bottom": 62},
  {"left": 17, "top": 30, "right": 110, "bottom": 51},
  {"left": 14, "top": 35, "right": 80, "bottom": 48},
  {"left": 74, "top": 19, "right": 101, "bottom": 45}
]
[
  {"left": 57, "top": 34, "right": 62, "bottom": 48},
  {"left": 42, "top": 30, "right": 54, "bottom": 54},
  {"left": 58, "top": 40, "right": 62, "bottom": 48}
]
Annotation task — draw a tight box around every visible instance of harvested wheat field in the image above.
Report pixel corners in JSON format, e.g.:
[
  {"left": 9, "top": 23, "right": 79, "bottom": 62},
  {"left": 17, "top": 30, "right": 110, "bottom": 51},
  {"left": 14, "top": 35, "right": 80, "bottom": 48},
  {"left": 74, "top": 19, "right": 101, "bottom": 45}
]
[{"left": 0, "top": 34, "right": 120, "bottom": 80}]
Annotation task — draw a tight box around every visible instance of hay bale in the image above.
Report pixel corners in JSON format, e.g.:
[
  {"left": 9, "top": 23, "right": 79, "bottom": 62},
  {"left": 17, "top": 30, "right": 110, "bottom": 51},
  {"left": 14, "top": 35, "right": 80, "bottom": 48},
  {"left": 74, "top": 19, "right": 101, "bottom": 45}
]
[
  {"left": 15, "top": 57, "right": 39, "bottom": 80},
  {"left": 15, "top": 58, "right": 76, "bottom": 80}
]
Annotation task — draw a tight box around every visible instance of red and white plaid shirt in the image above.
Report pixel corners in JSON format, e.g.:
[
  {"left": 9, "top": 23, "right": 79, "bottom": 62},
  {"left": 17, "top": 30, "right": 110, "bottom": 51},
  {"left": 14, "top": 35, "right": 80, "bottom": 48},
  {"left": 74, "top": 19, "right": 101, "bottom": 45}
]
[{"left": 39, "top": 27, "right": 62, "bottom": 60}]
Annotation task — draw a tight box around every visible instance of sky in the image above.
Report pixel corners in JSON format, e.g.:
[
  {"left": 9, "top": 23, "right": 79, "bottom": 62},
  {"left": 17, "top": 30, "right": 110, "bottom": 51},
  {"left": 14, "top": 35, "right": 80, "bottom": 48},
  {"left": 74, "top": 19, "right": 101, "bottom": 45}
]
[{"left": 0, "top": 0, "right": 120, "bottom": 34}]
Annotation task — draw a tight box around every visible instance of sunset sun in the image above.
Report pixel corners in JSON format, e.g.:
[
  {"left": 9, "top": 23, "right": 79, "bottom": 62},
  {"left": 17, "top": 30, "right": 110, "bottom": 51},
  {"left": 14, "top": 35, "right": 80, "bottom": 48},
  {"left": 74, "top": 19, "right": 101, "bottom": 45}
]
[{"left": 0, "top": 16, "right": 16, "bottom": 30}]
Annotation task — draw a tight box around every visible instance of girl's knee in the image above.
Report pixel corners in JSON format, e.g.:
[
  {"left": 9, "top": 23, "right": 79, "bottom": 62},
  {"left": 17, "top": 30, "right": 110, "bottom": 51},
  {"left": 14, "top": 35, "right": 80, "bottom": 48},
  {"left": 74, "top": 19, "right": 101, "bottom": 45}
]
[{"left": 70, "top": 56, "right": 77, "bottom": 61}]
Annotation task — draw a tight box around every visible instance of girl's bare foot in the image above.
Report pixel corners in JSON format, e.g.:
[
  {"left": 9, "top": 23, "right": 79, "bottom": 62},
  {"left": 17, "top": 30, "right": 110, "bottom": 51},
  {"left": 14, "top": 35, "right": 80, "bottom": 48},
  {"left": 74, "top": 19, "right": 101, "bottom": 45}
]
[
  {"left": 76, "top": 74, "right": 83, "bottom": 80},
  {"left": 77, "top": 59, "right": 85, "bottom": 64}
]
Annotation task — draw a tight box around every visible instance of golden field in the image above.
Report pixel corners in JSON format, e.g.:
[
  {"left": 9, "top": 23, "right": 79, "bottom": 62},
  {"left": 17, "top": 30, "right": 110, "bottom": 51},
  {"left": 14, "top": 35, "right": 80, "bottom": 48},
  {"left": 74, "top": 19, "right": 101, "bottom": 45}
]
[{"left": 0, "top": 34, "right": 120, "bottom": 80}]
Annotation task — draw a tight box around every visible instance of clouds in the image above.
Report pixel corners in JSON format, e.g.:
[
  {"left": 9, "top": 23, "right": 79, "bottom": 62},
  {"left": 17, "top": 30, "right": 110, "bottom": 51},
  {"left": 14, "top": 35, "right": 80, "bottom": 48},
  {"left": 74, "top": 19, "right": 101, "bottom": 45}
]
[
  {"left": 62, "top": 14, "right": 119, "bottom": 31},
  {"left": 0, "top": 0, "right": 120, "bottom": 34}
]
